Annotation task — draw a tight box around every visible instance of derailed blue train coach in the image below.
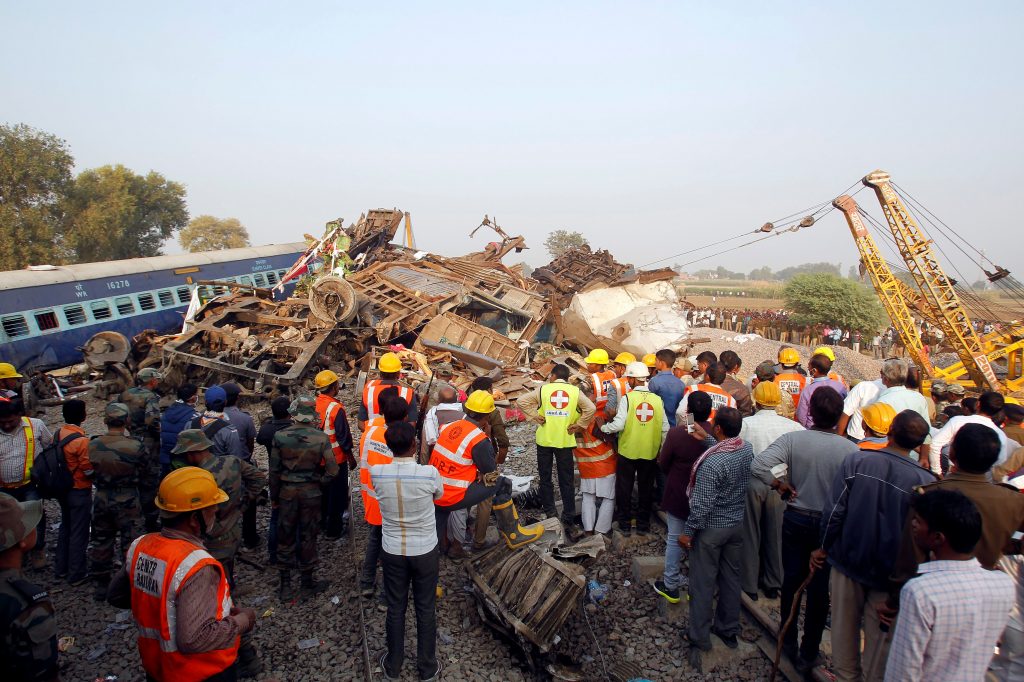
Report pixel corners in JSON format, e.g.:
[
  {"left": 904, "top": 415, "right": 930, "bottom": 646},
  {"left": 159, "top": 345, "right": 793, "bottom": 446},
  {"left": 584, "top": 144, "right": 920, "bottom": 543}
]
[{"left": 0, "top": 242, "right": 305, "bottom": 374}]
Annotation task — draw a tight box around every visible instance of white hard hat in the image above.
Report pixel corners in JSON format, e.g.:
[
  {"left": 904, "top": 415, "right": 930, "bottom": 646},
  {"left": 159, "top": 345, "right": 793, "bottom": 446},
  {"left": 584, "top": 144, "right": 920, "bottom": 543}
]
[{"left": 625, "top": 361, "right": 650, "bottom": 378}]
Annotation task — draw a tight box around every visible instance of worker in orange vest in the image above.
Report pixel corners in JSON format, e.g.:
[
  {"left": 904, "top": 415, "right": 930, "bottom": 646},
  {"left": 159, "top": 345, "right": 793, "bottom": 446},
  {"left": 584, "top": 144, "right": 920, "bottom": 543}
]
[
  {"left": 606, "top": 352, "right": 636, "bottom": 419},
  {"left": 677, "top": 362, "right": 737, "bottom": 423},
  {"left": 108, "top": 467, "right": 257, "bottom": 682},
  {"left": 774, "top": 347, "right": 808, "bottom": 410},
  {"left": 359, "top": 391, "right": 409, "bottom": 595},
  {"left": 314, "top": 370, "right": 355, "bottom": 539},
  {"left": 576, "top": 350, "right": 619, "bottom": 536},
  {"left": 358, "top": 352, "right": 417, "bottom": 430},
  {"left": 859, "top": 403, "right": 897, "bottom": 450},
  {"left": 432, "top": 391, "right": 543, "bottom": 551}
]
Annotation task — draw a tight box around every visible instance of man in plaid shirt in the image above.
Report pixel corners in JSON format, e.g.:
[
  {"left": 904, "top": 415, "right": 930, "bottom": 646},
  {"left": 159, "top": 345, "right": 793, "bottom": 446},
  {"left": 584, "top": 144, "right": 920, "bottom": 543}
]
[{"left": 678, "top": 407, "right": 753, "bottom": 672}]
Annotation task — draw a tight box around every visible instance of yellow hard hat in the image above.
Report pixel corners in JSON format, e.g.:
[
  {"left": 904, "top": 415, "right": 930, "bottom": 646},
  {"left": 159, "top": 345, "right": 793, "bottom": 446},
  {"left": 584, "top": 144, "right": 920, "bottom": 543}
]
[
  {"left": 642, "top": 353, "right": 657, "bottom": 368},
  {"left": 613, "top": 352, "right": 636, "bottom": 366},
  {"left": 812, "top": 346, "right": 836, "bottom": 362},
  {"left": 315, "top": 369, "right": 340, "bottom": 388},
  {"left": 465, "top": 389, "right": 496, "bottom": 414},
  {"left": 861, "top": 403, "right": 897, "bottom": 436},
  {"left": 584, "top": 349, "right": 610, "bottom": 365},
  {"left": 753, "top": 381, "right": 782, "bottom": 407},
  {"left": 0, "top": 363, "right": 23, "bottom": 380},
  {"left": 378, "top": 352, "right": 402, "bottom": 374},
  {"left": 778, "top": 347, "right": 800, "bottom": 366},
  {"left": 155, "top": 466, "right": 229, "bottom": 514}
]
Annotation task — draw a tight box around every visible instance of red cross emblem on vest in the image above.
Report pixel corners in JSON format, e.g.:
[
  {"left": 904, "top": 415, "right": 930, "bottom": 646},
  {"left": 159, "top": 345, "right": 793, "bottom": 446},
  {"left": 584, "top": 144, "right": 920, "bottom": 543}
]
[
  {"left": 549, "top": 390, "right": 570, "bottom": 409},
  {"left": 635, "top": 402, "right": 655, "bottom": 423}
]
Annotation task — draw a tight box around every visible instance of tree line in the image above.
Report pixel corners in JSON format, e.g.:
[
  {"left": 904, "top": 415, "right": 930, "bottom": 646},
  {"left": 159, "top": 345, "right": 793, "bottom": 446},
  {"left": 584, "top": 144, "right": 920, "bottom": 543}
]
[{"left": 0, "top": 123, "right": 250, "bottom": 271}]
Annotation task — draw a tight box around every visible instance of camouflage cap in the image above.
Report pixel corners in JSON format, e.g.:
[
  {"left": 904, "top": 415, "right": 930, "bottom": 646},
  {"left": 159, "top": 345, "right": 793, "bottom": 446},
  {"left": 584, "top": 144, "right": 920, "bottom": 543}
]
[
  {"left": 138, "top": 367, "right": 163, "bottom": 381},
  {"left": 0, "top": 492, "right": 42, "bottom": 552},
  {"left": 947, "top": 384, "right": 966, "bottom": 396},
  {"left": 433, "top": 362, "right": 454, "bottom": 376},
  {"left": 171, "top": 429, "right": 214, "bottom": 455},
  {"left": 105, "top": 402, "right": 130, "bottom": 418},
  {"left": 931, "top": 381, "right": 948, "bottom": 393},
  {"left": 289, "top": 394, "right": 318, "bottom": 423}
]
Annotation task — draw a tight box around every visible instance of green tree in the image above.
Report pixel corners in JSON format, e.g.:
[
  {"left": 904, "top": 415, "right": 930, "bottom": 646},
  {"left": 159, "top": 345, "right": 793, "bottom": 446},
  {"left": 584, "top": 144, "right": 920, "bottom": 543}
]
[
  {"left": 775, "top": 261, "right": 842, "bottom": 280},
  {"left": 784, "top": 273, "right": 888, "bottom": 332},
  {"left": 0, "top": 123, "right": 74, "bottom": 270},
  {"left": 748, "top": 266, "right": 773, "bottom": 280},
  {"left": 544, "top": 229, "right": 588, "bottom": 258},
  {"left": 62, "top": 164, "right": 188, "bottom": 262},
  {"left": 179, "top": 215, "right": 251, "bottom": 252}
]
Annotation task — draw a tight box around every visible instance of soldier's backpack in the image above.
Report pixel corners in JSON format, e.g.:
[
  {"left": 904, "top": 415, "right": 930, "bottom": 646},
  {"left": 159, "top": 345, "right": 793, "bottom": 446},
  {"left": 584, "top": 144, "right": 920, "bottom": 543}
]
[{"left": 31, "top": 432, "right": 84, "bottom": 499}]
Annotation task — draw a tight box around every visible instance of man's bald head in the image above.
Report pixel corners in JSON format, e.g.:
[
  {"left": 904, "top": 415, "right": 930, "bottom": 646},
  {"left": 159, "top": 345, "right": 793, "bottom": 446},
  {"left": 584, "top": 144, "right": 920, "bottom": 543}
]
[{"left": 438, "top": 385, "right": 458, "bottom": 403}]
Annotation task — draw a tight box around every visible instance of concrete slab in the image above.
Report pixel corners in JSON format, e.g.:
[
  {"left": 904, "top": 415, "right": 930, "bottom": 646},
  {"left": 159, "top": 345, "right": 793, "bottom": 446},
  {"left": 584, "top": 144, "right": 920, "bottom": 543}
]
[
  {"left": 631, "top": 555, "right": 665, "bottom": 582},
  {"left": 656, "top": 595, "right": 688, "bottom": 622}
]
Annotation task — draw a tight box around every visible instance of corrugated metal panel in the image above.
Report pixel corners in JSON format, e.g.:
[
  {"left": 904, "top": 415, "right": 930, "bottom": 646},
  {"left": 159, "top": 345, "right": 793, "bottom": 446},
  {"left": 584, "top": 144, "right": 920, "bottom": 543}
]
[{"left": 381, "top": 267, "right": 464, "bottom": 299}]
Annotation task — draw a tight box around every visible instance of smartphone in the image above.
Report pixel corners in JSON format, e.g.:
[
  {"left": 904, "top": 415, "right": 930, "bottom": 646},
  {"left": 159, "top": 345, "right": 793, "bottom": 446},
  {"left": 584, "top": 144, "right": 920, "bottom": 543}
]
[{"left": 685, "top": 413, "right": 695, "bottom": 433}]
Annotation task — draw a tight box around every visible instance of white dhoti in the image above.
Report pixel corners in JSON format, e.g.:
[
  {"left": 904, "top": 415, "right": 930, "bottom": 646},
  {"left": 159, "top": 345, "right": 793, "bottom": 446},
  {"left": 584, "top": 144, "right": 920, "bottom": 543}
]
[{"left": 580, "top": 473, "right": 616, "bottom": 534}]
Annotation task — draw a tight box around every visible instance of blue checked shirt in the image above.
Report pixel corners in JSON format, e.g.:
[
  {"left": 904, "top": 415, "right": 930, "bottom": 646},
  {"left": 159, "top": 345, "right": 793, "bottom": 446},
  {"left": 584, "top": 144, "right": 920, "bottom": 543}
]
[{"left": 683, "top": 441, "right": 754, "bottom": 537}]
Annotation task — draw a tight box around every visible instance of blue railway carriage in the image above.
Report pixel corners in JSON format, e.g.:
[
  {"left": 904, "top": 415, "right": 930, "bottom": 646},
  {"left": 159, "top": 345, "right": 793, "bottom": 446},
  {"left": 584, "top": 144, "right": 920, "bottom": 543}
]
[{"left": 0, "top": 242, "right": 305, "bottom": 374}]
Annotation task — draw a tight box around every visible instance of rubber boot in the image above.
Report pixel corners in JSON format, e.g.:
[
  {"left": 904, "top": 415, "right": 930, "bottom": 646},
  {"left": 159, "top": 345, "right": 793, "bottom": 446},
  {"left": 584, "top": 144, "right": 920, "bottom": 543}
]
[
  {"left": 92, "top": 573, "right": 110, "bottom": 602},
  {"left": 493, "top": 499, "right": 544, "bottom": 549},
  {"left": 300, "top": 571, "right": 330, "bottom": 600},
  {"left": 278, "top": 569, "right": 295, "bottom": 601}
]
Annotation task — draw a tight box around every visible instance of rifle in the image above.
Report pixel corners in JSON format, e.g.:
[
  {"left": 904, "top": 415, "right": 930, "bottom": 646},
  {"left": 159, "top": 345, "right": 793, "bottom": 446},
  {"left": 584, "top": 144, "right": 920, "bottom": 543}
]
[{"left": 414, "top": 373, "right": 436, "bottom": 462}]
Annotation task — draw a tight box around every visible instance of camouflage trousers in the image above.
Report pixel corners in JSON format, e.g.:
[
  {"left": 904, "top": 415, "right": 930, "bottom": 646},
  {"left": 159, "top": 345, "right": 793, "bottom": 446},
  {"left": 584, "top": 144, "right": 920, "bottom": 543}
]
[
  {"left": 276, "top": 485, "right": 322, "bottom": 571},
  {"left": 89, "top": 489, "right": 141, "bottom": 577},
  {"left": 137, "top": 435, "right": 160, "bottom": 531}
]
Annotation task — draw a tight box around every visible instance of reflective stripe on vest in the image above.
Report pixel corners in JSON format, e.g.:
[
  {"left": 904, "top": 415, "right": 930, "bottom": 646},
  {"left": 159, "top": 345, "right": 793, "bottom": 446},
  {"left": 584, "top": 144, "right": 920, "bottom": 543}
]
[
  {"left": 828, "top": 371, "right": 848, "bottom": 389},
  {"left": 610, "top": 377, "right": 631, "bottom": 404},
  {"left": 590, "top": 370, "right": 615, "bottom": 411},
  {"left": 128, "top": 533, "right": 237, "bottom": 681},
  {"left": 316, "top": 394, "right": 345, "bottom": 463},
  {"left": 363, "top": 381, "right": 414, "bottom": 422},
  {"left": 617, "top": 390, "right": 664, "bottom": 461},
  {"left": 859, "top": 438, "right": 888, "bottom": 450},
  {"left": 574, "top": 422, "right": 617, "bottom": 479},
  {"left": 2, "top": 418, "right": 35, "bottom": 487},
  {"left": 689, "top": 383, "right": 736, "bottom": 420},
  {"left": 775, "top": 373, "right": 807, "bottom": 407},
  {"left": 430, "top": 419, "right": 486, "bottom": 507},
  {"left": 535, "top": 382, "right": 580, "bottom": 448},
  {"left": 358, "top": 418, "right": 392, "bottom": 525}
]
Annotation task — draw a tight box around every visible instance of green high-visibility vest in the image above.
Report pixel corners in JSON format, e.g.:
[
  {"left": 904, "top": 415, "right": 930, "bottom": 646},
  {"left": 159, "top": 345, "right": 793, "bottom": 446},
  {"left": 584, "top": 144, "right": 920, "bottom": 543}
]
[
  {"left": 536, "top": 382, "right": 580, "bottom": 448},
  {"left": 617, "top": 389, "right": 664, "bottom": 460}
]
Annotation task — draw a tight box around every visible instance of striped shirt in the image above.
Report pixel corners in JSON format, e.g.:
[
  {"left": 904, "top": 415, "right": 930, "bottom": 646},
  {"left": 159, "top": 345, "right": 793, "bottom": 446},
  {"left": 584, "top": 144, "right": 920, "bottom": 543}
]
[
  {"left": 884, "top": 559, "right": 1013, "bottom": 682},
  {"left": 0, "top": 418, "right": 53, "bottom": 487},
  {"left": 371, "top": 458, "right": 444, "bottom": 557}
]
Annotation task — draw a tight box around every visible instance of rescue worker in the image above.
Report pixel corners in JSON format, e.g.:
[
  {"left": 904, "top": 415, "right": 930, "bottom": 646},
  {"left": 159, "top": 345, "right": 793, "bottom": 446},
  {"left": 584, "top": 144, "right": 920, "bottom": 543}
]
[
  {"left": 516, "top": 364, "right": 595, "bottom": 533},
  {"left": 314, "top": 370, "right": 355, "bottom": 540},
  {"left": 606, "top": 352, "right": 636, "bottom": 418},
  {"left": 774, "top": 347, "right": 808, "bottom": 409},
  {"left": 576, "top": 351, "right": 618, "bottom": 537},
  {"left": 813, "top": 346, "right": 847, "bottom": 388},
  {"left": 108, "top": 467, "right": 257, "bottom": 682},
  {"left": 930, "top": 382, "right": 952, "bottom": 426},
  {"left": 190, "top": 386, "right": 247, "bottom": 459},
  {"left": 0, "top": 397, "right": 51, "bottom": 570},
  {"left": 583, "top": 349, "right": 615, "bottom": 412},
  {"left": 601, "top": 361, "right": 669, "bottom": 535},
  {"left": 611, "top": 352, "right": 636, "bottom": 379},
  {"left": 0, "top": 363, "right": 23, "bottom": 400},
  {"left": 467, "top": 377, "right": 509, "bottom": 551},
  {"left": 359, "top": 393, "right": 408, "bottom": 591},
  {"left": 121, "top": 367, "right": 163, "bottom": 530},
  {"left": 0, "top": 493, "right": 58, "bottom": 681},
  {"left": 642, "top": 353, "right": 658, "bottom": 379},
  {"left": 678, "top": 361, "right": 737, "bottom": 422},
  {"left": 358, "top": 352, "right": 417, "bottom": 430},
  {"left": 414, "top": 362, "right": 458, "bottom": 414},
  {"left": 269, "top": 395, "right": 338, "bottom": 600},
  {"left": 858, "top": 403, "right": 897, "bottom": 450},
  {"left": 88, "top": 402, "right": 145, "bottom": 600}
]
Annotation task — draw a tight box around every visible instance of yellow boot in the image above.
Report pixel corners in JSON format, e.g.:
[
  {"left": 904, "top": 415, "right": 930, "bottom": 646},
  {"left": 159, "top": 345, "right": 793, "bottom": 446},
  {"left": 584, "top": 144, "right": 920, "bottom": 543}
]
[{"left": 493, "top": 499, "right": 544, "bottom": 549}]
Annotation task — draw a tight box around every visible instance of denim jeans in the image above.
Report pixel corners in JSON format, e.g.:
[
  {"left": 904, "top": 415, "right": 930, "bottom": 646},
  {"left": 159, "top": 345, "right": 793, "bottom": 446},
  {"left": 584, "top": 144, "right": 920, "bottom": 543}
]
[
  {"left": 663, "top": 511, "right": 688, "bottom": 589},
  {"left": 381, "top": 546, "right": 440, "bottom": 680},
  {"left": 56, "top": 488, "right": 92, "bottom": 581},
  {"left": 360, "top": 524, "right": 383, "bottom": 588}
]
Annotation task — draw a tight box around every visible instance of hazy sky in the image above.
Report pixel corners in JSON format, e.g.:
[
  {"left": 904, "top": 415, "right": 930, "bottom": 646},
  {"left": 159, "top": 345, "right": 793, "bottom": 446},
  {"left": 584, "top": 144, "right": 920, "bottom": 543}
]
[{"left": 3, "top": 2, "right": 1022, "bottom": 279}]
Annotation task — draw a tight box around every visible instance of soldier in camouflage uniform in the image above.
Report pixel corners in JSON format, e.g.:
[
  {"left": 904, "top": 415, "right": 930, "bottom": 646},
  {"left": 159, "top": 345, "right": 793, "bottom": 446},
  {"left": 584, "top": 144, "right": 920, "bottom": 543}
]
[
  {"left": 173, "top": 429, "right": 265, "bottom": 586},
  {"left": 270, "top": 395, "right": 338, "bottom": 601},
  {"left": 120, "top": 367, "right": 162, "bottom": 531},
  {"left": 88, "top": 402, "right": 146, "bottom": 600},
  {"left": 0, "top": 493, "right": 58, "bottom": 681}
]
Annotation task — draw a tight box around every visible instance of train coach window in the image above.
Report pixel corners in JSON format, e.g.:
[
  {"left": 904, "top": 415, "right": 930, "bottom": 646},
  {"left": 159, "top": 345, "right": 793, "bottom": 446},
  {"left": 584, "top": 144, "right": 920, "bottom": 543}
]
[
  {"left": 91, "top": 301, "right": 112, "bottom": 320},
  {"left": 34, "top": 310, "right": 59, "bottom": 332},
  {"left": 158, "top": 290, "right": 175, "bottom": 307},
  {"left": 176, "top": 287, "right": 191, "bottom": 303},
  {"left": 138, "top": 293, "right": 156, "bottom": 311},
  {"left": 2, "top": 315, "right": 29, "bottom": 339},
  {"left": 115, "top": 296, "right": 135, "bottom": 316},
  {"left": 63, "top": 305, "right": 87, "bottom": 326},
  {"left": 266, "top": 271, "right": 278, "bottom": 285},
  {"left": 253, "top": 273, "right": 267, "bottom": 287},
  {"left": 239, "top": 275, "right": 254, "bottom": 286}
]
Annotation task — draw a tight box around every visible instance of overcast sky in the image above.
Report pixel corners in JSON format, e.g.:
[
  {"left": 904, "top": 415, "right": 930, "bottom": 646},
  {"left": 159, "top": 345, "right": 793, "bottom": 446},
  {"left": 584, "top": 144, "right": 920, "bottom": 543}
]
[{"left": 3, "top": 2, "right": 1021, "bottom": 279}]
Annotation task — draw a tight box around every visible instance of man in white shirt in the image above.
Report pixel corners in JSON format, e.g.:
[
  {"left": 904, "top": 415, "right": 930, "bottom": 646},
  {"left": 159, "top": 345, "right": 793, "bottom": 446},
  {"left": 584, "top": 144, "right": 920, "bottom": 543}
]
[
  {"left": 838, "top": 378, "right": 885, "bottom": 440},
  {"left": 0, "top": 398, "right": 53, "bottom": 568},
  {"left": 872, "top": 358, "right": 932, "bottom": 465},
  {"left": 372, "top": 422, "right": 444, "bottom": 682},
  {"left": 930, "top": 391, "right": 1012, "bottom": 475},
  {"left": 420, "top": 386, "right": 464, "bottom": 459}
]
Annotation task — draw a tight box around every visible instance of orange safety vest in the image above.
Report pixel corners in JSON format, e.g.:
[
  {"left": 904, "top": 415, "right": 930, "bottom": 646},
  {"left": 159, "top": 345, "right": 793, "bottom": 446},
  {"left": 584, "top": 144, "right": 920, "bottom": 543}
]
[
  {"left": 827, "top": 371, "right": 848, "bottom": 389},
  {"left": 362, "top": 380, "right": 414, "bottom": 424},
  {"left": 127, "top": 533, "right": 238, "bottom": 682},
  {"left": 358, "top": 417, "right": 393, "bottom": 525},
  {"left": 573, "top": 422, "right": 616, "bottom": 479},
  {"left": 589, "top": 370, "right": 616, "bottom": 411},
  {"left": 315, "top": 394, "right": 347, "bottom": 464},
  {"left": 687, "top": 383, "right": 736, "bottom": 420},
  {"left": 859, "top": 438, "right": 889, "bottom": 451},
  {"left": 1, "top": 418, "right": 36, "bottom": 488},
  {"left": 775, "top": 372, "right": 807, "bottom": 408},
  {"left": 430, "top": 419, "right": 487, "bottom": 508},
  {"left": 608, "top": 377, "right": 632, "bottom": 408}
]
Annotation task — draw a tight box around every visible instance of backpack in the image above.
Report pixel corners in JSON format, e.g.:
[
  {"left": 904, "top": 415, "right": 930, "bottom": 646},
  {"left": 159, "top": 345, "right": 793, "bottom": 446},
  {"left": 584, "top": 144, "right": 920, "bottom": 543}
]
[
  {"left": 31, "top": 431, "right": 84, "bottom": 500},
  {"left": 190, "top": 416, "right": 229, "bottom": 442}
]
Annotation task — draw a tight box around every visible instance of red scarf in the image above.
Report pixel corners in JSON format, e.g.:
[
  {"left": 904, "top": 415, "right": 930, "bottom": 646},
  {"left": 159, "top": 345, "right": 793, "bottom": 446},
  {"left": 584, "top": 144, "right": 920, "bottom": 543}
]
[{"left": 686, "top": 435, "right": 744, "bottom": 499}]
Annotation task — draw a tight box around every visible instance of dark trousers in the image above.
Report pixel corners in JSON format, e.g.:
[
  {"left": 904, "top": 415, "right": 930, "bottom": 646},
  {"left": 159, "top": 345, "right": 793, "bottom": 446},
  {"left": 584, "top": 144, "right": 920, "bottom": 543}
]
[
  {"left": 268, "top": 507, "right": 279, "bottom": 564},
  {"left": 381, "top": 546, "right": 440, "bottom": 680},
  {"left": 3, "top": 484, "right": 45, "bottom": 549},
  {"left": 536, "top": 445, "right": 576, "bottom": 523},
  {"left": 321, "top": 464, "right": 349, "bottom": 537},
  {"left": 780, "top": 508, "right": 832, "bottom": 660},
  {"left": 614, "top": 456, "right": 657, "bottom": 531},
  {"left": 687, "top": 524, "right": 743, "bottom": 645},
  {"left": 56, "top": 488, "right": 92, "bottom": 580},
  {"left": 242, "top": 503, "right": 259, "bottom": 549},
  {"left": 360, "top": 524, "right": 383, "bottom": 588}
]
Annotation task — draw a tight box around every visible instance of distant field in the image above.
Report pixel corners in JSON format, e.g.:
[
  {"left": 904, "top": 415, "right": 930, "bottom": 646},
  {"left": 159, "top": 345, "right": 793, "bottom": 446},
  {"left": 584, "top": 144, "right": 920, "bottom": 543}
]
[{"left": 683, "top": 295, "right": 784, "bottom": 311}]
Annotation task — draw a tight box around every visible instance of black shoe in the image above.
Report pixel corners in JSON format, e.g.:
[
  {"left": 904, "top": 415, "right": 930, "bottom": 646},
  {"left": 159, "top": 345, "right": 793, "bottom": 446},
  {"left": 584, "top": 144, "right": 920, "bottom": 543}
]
[
  {"left": 763, "top": 587, "right": 779, "bottom": 599},
  {"left": 744, "top": 590, "right": 759, "bottom": 601},
  {"left": 378, "top": 652, "right": 400, "bottom": 681},
  {"left": 712, "top": 628, "right": 738, "bottom": 649},
  {"left": 796, "top": 652, "right": 824, "bottom": 673},
  {"left": 687, "top": 646, "right": 703, "bottom": 673},
  {"left": 420, "top": 660, "right": 443, "bottom": 682},
  {"left": 653, "top": 579, "right": 681, "bottom": 604}
]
